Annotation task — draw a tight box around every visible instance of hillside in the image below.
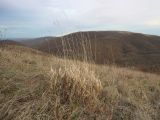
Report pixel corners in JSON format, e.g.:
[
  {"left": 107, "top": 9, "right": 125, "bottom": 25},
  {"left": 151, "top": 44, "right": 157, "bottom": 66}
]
[
  {"left": 20, "top": 31, "right": 160, "bottom": 73},
  {"left": 0, "top": 44, "right": 160, "bottom": 120}
]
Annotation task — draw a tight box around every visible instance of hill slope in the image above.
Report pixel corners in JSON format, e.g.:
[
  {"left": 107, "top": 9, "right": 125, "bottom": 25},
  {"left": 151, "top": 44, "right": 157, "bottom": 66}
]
[
  {"left": 0, "top": 44, "right": 160, "bottom": 120},
  {"left": 20, "top": 31, "right": 160, "bottom": 73}
]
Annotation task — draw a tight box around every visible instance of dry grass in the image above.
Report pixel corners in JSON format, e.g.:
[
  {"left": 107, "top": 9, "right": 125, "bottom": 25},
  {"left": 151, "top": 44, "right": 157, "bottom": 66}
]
[{"left": 0, "top": 45, "right": 160, "bottom": 120}]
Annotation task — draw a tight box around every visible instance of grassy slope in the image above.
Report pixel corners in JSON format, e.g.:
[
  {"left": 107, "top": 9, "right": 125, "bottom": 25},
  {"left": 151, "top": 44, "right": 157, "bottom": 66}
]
[{"left": 0, "top": 45, "right": 160, "bottom": 120}]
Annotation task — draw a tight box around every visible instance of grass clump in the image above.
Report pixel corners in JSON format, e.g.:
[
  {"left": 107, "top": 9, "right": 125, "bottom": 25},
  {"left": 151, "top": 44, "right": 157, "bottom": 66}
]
[{"left": 51, "top": 64, "right": 102, "bottom": 105}]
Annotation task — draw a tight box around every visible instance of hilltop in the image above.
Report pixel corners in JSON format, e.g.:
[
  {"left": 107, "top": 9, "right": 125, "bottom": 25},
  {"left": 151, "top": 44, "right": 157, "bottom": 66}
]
[{"left": 20, "top": 31, "right": 160, "bottom": 73}]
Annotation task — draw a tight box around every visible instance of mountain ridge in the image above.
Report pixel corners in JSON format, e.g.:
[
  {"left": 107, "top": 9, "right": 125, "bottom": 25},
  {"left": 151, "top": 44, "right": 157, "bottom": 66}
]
[{"left": 13, "top": 31, "right": 160, "bottom": 73}]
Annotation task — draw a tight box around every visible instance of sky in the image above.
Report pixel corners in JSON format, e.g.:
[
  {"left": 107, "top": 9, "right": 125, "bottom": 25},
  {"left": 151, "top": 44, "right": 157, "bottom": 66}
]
[{"left": 0, "top": 0, "right": 160, "bottom": 38}]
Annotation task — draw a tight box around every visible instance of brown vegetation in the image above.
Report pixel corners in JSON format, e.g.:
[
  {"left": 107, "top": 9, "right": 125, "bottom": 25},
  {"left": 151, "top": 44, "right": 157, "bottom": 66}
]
[{"left": 0, "top": 45, "right": 160, "bottom": 120}]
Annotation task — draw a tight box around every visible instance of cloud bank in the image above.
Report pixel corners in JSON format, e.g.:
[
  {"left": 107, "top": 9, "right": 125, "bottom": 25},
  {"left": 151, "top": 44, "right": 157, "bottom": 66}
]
[{"left": 0, "top": 0, "right": 160, "bottom": 38}]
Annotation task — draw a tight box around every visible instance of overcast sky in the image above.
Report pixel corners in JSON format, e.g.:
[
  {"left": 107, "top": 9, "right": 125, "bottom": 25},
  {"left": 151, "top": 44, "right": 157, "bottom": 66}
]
[{"left": 0, "top": 0, "right": 160, "bottom": 38}]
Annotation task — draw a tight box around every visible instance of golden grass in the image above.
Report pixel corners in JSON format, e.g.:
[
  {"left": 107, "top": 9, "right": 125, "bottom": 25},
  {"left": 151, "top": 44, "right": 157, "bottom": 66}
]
[{"left": 0, "top": 45, "right": 160, "bottom": 120}]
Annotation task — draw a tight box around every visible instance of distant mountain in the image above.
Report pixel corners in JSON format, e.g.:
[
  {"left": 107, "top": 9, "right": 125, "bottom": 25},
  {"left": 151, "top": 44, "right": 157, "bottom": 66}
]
[
  {"left": 20, "top": 31, "right": 160, "bottom": 73},
  {"left": 0, "top": 40, "right": 23, "bottom": 46},
  {"left": 21, "top": 37, "right": 57, "bottom": 48}
]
